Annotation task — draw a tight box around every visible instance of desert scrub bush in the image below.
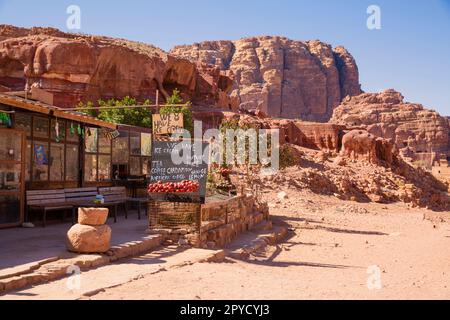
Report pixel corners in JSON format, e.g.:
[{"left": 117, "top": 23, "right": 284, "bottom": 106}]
[
  {"left": 279, "top": 144, "right": 299, "bottom": 169},
  {"left": 159, "top": 88, "right": 193, "bottom": 135}
]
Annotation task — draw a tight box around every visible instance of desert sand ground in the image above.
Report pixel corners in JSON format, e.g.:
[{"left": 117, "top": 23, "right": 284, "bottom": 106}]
[{"left": 4, "top": 189, "right": 449, "bottom": 300}]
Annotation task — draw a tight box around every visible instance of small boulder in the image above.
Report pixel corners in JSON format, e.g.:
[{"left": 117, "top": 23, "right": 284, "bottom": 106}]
[
  {"left": 333, "top": 156, "right": 347, "bottom": 166},
  {"left": 277, "top": 191, "right": 288, "bottom": 200},
  {"left": 78, "top": 208, "right": 109, "bottom": 226},
  {"left": 67, "top": 224, "right": 112, "bottom": 253},
  {"left": 317, "top": 151, "right": 329, "bottom": 162}
]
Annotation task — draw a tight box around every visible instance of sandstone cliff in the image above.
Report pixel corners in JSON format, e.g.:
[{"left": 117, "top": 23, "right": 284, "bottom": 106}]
[
  {"left": 0, "top": 25, "right": 234, "bottom": 108},
  {"left": 330, "top": 89, "right": 450, "bottom": 165},
  {"left": 171, "top": 36, "right": 361, "bottom": 122}
]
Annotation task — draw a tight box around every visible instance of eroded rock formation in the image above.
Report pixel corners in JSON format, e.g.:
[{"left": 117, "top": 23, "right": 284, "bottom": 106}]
[
  {"left": 171, "top": 37, "right": 361, "bottom": 121},
  {"left": 331, "top": 89, "right": 450, "bottom": 166},
  {"left": 0, "top": 25, "right": 234, "bottom": 108},
  {"left": 339, "top": 129, "right": 398, "bottom": 166},
  {"left": 341, "top": 130, "right": 378, "bottom": 163},
  {"left": 255, "top": 143, "right": 450, "bottom": 211}
]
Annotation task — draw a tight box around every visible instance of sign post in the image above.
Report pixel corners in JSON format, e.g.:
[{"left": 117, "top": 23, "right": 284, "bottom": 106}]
[{"left": 152, "top": 113, "right": 184, "bottom": 135}]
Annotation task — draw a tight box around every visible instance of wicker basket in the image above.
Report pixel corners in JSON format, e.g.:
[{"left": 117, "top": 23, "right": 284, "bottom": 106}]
[
  {"left": 148, "top": 192, "right": 202, "bottom": 203},
  {"left": 148, "top": 199, "right": 201, "bottom": 231}
]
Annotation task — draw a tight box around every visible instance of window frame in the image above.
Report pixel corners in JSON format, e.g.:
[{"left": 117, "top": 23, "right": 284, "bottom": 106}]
[
  {"left": 84, "top": 127, "right": 112, "bottom": 183},
  {"left": 12, "top": 112, "right": 81, "bottom": 185},
  {"left": 113, "top": 128, "right": 152, "bottom": 178}
]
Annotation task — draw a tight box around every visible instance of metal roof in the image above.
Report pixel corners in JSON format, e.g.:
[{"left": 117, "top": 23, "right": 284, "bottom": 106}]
[{"left": 0, "top": 93, "right": 117, "bottom": 129}]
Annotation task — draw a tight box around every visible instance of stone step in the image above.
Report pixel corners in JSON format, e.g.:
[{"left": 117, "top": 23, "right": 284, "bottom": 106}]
[
  {"left": 225, "top": 225, "right": 288, "bottom": 260},
  {"left": 249, "top": 220, "right": 273, "bottom": 232},
  {"left": 0, "top": 234, "right": 164, "bottom": 295}
]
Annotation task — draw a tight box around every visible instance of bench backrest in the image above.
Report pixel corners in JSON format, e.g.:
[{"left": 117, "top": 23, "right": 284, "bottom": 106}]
[
  {"left": 64, "top": 187, "right": 98, "bottom": 204},
  {"left": 26, "top": 189, "right": 66, "bottom": 206},
  {"left": 98, "top": 187, "right": 127, "bottom": 203}
]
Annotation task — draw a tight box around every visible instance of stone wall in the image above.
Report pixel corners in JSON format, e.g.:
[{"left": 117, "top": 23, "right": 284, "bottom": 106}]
[
  {"left": 191, "top": 195, "right": 269, "bottom": 248},
  {"left": 192, "top": 110, "right": 345, "bottom": 152},
  {"left": 288, "top": 121, "right": 344, "bottom": 151},
  {"left": 432, "top": 159, "right": 450, "bottom": 184}
]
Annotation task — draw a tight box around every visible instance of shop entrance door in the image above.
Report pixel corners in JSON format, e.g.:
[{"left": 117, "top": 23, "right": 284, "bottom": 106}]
[{"left": 0, "top": 128, "right": 25, "bottom": 228}]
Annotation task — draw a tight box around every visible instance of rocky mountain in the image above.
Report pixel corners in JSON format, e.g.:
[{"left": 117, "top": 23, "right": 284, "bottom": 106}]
[
  {"left": 330, "top": 89, "right": 450, "bottom": 165},
  {"left": 0, "top": 24, "right": 234, "bottom": 108},
  {"left": 171, "top": 36, "right": 361, "bottom": 122}
]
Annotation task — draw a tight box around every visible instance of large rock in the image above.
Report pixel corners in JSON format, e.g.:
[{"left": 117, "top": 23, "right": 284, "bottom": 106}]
[
  {"left": 331, "top": 89, "right": 450, "bottom": 166},
  {"left": 66, "top": 224, "right": 112, "bottom": 254},
  {"left": 0, "top": 24, "right": 234, "bottom": 109},
  {"left": 341, "top": 130, "right": 378, "bottom": 163},
  {"left": 78, "top": 207, "right": 109, "bottom": 226},
  {"left": 340, "top": 129, "right": 399, "bottom": 165},
  {"left": 171, "top": 37, "right": 362, "bottom": 122}
]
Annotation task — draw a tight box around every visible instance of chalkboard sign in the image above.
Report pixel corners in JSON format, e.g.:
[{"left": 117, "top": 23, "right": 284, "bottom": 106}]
[{"left": 150, "top": 140, "right": 209, "bottom": 197}]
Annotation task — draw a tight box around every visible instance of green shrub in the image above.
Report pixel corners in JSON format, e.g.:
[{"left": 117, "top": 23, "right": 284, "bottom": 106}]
[
  {"left": 76, "top": 96, "right": 152, "bottom": 128},
  {"left": 159, "top": 89, "right": 193, "bottom": 135}
]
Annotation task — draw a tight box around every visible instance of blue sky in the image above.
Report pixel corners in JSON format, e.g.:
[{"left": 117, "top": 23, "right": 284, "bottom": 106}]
[{"left": 1, "top": 0, "right": 449, "bottom": 116}]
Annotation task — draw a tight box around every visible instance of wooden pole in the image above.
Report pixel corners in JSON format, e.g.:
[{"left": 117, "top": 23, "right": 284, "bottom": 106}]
[{"left": 156, "top": 89, "right": 160, "bottom": 114}]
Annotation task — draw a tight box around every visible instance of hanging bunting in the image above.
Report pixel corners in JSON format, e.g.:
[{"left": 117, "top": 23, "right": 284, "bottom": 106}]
[
  {"left": 111, "top": 130, "right": 120, "bottom": 139},
  {"left": 0, "top": 112, "right": 10, "bottom": 125},
  {"left": 103, "top": 129, "right": 120, "bottom": 140},
  {"left": 7, "top": 114, "right": 12, "bottom": 127},
  {"left": 55, "top": 119, "right": 60, "bottom": 142}
]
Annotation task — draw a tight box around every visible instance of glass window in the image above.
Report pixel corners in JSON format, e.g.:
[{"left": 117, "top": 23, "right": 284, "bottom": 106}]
[
  {"left": 98, "top": 155, "right": 111, "bottom": 181},
  {"left": 85, "top": 127, "right": 98, "bottom": 153},
  {"left": 0, "top": 133, "right": 21, "bottom": 161},
  {"left": 141, "top": 133, "right": 152, "bottom": 156},
  {"left": 66, "top": 145, "right": 79, "bottom": 181},
  {"left": 0, "top": 164, "right": 22, "bottom": 191},
  {"left": 32, "top": 142, "right": 49, "bottom": 181},
  {"left": 130, "top": 132, "right": 141, "bottom": 155},
  {"left": 51, "top": 119, "right": 66, "bottom": 142},
  {"left": 84, "top": 154, "right": 97, "bottom": 182},
  {"left": 33, "top": 117, "right": 49, "bottom": 138},
  {"left": 112, "top": 130, "right": 129, "bottom": 164},
  {"left": 99, "top": 129, "right": 111, "bottom": 154},
  {"left": 130, "top": 156, "right": 141, "bottom": 176},
  {"left": 142, "top": 157, "right": 151, "bottom": 175},
  {"left": 66, "top": 122, "right": 80, "bottom": 143},
  {"left": 0, "top": 195, "right": 21, "bottom": 224},
  {"left": 0, "top": 111, "right": 9, "bottom": 128},
  {"left": 25, "top": 141, "right": 31, "bottom": 182},
  {"left": 14, "top": 113, "right": 32, "bottom": 137},
  {"left": 50, "top": 143, "right": 65, "bottom": 181}
]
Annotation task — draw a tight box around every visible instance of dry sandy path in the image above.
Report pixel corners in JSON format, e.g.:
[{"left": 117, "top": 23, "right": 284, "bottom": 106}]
[
  {"left": 93, "top": 194, "right": 450, "bottom": 300},
  {"left": 3, "top": 191, "right": 450, "bottom": 300}
]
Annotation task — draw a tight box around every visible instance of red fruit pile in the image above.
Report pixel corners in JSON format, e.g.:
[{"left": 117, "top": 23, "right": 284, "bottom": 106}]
[{"left": 148, "top": 180, "right": 200, "bottom": 193}]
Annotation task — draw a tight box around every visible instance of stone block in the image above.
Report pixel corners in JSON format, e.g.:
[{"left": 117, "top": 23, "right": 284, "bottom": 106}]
[
  {"left": 78, "top": 208, "right": 109, "bottom": 226},
  {"left": 67, "top": 224, "right": 112, "bottom": 254}
]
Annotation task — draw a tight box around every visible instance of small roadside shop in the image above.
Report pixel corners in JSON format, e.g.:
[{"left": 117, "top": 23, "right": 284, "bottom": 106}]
[{"left": 0, "top": 93, "right": 152, "bottom": 228}]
